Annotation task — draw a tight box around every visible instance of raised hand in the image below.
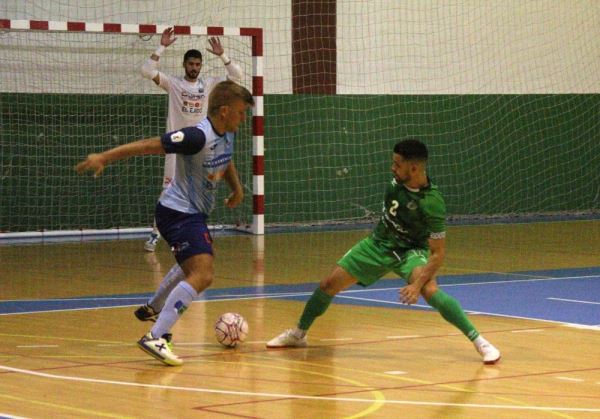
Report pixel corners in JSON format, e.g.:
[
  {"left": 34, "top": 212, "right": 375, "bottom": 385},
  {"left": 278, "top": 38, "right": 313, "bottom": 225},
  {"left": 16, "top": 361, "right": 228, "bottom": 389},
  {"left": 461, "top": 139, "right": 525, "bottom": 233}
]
[
  {"left": 160, "top": 27, "right": 177, "bottom": 47},
  {"left": 207, "top": 37, "right": 224, "bottom": 56}
]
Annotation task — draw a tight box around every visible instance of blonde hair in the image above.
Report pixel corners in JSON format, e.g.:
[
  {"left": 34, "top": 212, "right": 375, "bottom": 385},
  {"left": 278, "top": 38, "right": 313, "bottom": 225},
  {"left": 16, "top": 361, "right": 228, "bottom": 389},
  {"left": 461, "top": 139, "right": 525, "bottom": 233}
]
[{"left": 208, "top": 80, "right": 254, "bottom": 117}]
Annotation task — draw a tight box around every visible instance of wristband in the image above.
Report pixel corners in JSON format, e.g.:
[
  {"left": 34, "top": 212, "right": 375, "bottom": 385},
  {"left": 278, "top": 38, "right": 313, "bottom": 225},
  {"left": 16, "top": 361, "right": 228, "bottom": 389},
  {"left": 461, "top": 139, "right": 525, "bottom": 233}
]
[
  {"left": 154, "top": 45, "right": 166, "bottom": 57},
  {"left": 220, "top": 53, "right": 231, "bottom": 65}
]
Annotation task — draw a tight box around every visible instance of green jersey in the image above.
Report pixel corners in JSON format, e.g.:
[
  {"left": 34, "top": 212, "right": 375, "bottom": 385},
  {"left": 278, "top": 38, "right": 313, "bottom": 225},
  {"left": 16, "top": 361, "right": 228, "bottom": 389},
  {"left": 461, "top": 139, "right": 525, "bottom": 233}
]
[{"left": 372, "top": 177, "right": 446, "bottom": 251}]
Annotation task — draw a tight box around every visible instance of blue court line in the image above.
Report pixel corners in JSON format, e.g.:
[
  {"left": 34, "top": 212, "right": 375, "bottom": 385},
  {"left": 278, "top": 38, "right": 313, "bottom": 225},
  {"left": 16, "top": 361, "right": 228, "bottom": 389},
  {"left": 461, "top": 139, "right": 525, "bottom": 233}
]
[{"left": 1, "top": 267, "right": 599, "bottom": 327}]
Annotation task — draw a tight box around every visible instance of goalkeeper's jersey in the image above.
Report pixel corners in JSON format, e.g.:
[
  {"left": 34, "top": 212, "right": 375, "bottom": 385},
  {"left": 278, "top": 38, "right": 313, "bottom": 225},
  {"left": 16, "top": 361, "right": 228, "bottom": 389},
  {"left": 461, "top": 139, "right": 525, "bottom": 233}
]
[
  {"left": 158, "top": 73, "right": 226, "bottom": 131},
  {"left": 372, "top": 177, "right": 446, "bottom": 251}
]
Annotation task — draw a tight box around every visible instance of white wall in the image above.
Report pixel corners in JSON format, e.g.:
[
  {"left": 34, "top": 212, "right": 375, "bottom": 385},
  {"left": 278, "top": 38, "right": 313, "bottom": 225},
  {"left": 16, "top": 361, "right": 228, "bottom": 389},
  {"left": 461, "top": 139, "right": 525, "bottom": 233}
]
[
  {"left": 2, "top": 0, "right": 599, "bottom": 94},
  {"left": 337, "top": 0, "right": 600, "bottom": 94},
  {"left": 0, "top": 0, "right": 292, "bottom": 94}
]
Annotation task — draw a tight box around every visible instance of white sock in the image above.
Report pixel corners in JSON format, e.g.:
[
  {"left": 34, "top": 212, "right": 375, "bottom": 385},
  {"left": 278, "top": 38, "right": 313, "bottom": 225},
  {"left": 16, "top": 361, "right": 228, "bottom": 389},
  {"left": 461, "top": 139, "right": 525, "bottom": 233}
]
[
  {"left": 473, "top": 336, "right": 488, "bottom": 347},
  {"left": 148, "top": 263, "right": 186, "bottom": 311},
  {"left": 151, "top": 280, "right": 197, "bottom": 338},
  {"left": 293, "top": 328, "right": 306, "bottom": 339}
]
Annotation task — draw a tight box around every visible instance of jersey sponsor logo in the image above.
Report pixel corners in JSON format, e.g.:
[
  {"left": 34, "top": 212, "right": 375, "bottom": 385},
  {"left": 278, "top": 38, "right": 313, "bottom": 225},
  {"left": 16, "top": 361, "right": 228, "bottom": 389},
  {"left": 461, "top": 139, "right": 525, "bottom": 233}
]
[
  {"left": 182, "top": 91, "right": 205, "bottom": 100},
  {"left": 170, "top": 131, "right": 185, "bottom": 143},
  {"left": 181, "top": 106, "right": 204, "bottom": 114},
  {"left": 203, "top": 153, "right": 232, "bottom": 168}
]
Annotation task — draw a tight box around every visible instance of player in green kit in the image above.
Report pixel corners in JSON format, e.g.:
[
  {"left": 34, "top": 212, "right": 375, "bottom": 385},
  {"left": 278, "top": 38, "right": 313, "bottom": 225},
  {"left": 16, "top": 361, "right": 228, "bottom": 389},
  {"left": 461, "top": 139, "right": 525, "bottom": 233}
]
[{"left": 267, "top": 139, "right": 501, "bottom": 364}]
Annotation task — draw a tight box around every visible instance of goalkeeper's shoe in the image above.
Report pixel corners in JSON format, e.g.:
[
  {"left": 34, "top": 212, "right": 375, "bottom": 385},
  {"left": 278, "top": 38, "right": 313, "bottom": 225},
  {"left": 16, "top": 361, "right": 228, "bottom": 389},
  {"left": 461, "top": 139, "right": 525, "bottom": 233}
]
[
  {"left": 134, "top": 304, "right": 160, "bottom": 322},
  {"left": 144, "top": 232, "right": 160, "bottom": 252},
  {"left": 137, "top": 332, "right": 182, "bottom": 366}
]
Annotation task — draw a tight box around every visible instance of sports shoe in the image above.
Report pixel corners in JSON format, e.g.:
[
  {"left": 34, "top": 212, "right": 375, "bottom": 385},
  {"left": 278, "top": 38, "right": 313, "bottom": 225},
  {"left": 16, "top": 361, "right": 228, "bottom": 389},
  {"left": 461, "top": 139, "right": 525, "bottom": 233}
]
[
  {"left": 134, "top": 304, "right": 160, "bottom": 322},
  {"left": 474, "top": 338, "right": 501, "bottom": 365},
  {"left": 137, "top": 332, "right": 182, "bottom": 366},
  {"left": 144, "top": 232, "right": 160, "bottom": 252},
  {"left": 266, "top": 329, "right": 308, "bottom": 348}
]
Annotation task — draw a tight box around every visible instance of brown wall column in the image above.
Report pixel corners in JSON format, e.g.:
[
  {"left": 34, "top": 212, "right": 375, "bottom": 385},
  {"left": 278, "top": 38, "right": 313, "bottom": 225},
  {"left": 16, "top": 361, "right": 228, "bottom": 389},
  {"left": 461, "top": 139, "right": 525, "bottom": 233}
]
[{"left": 292, "top": 0, "right": 336, "bottom": 94}]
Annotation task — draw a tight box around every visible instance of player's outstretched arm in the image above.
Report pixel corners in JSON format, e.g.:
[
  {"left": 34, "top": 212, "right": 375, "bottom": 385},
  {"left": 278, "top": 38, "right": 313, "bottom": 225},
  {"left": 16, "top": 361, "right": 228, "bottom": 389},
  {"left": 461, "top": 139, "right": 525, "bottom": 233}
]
[
  {"left": 75, "top": 138, "right": 164, "bottom": 177},
  {"left": 207, "top": 37, "right": 244, "bottom": 83},
  {"left": 141, "top": 27, "right": 177, "bottom": 85},
  {"left": 223, "top": 160, "right": 244, "bottom": 208}
]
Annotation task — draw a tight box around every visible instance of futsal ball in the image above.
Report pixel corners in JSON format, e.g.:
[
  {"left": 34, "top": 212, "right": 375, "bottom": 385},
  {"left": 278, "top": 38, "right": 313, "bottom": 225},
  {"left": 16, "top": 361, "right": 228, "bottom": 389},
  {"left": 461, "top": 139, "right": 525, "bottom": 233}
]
[{"left": 214, "top": 312, "right": 249, "bottom": 348}]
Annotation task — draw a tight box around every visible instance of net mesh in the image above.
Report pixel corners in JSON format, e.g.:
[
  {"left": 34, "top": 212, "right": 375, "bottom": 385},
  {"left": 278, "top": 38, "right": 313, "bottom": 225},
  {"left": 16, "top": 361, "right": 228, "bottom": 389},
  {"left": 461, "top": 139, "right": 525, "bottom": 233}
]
[{"left": 1, "top": 1, "right": 599, "bottom": 235}]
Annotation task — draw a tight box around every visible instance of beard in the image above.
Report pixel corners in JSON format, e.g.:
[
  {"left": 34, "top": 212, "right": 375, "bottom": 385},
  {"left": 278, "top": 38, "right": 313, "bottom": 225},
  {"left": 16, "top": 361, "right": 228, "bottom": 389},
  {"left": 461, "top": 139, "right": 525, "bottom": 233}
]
[{"left": 185, "top": 70, "right": 199, "bottom": 80}]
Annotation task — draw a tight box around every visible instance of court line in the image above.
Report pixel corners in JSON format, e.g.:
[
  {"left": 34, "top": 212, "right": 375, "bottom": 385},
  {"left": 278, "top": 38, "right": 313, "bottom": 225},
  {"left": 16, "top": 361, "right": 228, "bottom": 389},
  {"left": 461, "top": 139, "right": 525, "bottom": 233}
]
[
  {"left": 547, "top": 297, "right": 600, "bottom": 305},
  {"left": 337, "top": 293, "right": 600, "bottom": 329},
  {"left": 2, "top": 273, "right": 598, "bottom": 329},
  {"left": 1, "top": 365, "right": 599, "bottom": 413},
  {"left": 0, "top": 392, "right": 131, "bottom": 418},
  {"left": 0, "top": 272, "right": 596, "bottom": 305},
  {"left": 191, "top": 359, "right": 386, "bottom": 418}
]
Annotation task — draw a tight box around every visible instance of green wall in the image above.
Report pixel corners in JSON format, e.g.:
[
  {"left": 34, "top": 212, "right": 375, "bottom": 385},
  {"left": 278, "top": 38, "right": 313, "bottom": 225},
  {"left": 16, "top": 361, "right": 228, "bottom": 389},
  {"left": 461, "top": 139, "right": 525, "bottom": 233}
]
[{"left": 1, "top": 93, "right": 598, "bottom": 232}]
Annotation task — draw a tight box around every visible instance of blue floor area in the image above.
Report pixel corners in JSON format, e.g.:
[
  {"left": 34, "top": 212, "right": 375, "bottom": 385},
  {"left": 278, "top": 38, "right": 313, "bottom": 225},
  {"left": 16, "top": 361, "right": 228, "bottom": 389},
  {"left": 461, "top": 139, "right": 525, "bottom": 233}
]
[{"left": 2, "top": 267, "right": 599, "bottom": 327}]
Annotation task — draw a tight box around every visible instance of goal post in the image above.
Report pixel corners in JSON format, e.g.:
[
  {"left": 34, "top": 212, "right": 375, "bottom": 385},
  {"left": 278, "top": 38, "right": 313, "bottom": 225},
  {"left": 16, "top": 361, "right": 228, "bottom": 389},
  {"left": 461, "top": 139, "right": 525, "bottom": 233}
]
[{"left": 0, "top": 19, "right": 264, "bottom": 239}]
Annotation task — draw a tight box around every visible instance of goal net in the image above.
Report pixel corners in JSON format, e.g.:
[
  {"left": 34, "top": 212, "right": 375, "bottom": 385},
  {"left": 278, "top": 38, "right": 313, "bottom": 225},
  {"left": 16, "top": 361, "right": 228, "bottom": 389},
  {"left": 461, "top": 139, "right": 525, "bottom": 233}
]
[
  {"left": 1, "top": 2, "right": 599, "bottom": 243},
  {"left": 0, "top": 21, "right": 263, "bottom": 237}
]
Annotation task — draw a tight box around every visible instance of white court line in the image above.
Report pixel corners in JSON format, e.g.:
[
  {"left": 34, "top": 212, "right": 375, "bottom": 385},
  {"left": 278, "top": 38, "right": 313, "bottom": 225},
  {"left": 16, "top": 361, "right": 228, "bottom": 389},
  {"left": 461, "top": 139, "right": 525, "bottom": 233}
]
[
  {"left": 319, "top": 338, "right": 354, "bottom": 342},
  {"left": 386, "top": 335, "right": 422, "bottom": 339},
  {"left": 336, "top": 294, "right": 430, "bottom": 309},
  {"left": 1, "top": 365, "right": 600, "bottom": 413},
  {"left": 556, "top": 377, "right": 584, "bottom": 382},
  {"left": 335, "top": 294, "right": 600, "bottom": 330},
  {"left": 16, "top": 345, "right": 58, "bottom": 348},
  {"left": 0, "top": 297, "right": 148, "bottom": 303},
  {"left": 0, "top": 292, "right": 314, "bottom": 317},
  {"left": 547, "top": 297, "right": 600, "bottom": 305},
  {"left": 2, "top": 274, "right": 598, "bottom": 329}
]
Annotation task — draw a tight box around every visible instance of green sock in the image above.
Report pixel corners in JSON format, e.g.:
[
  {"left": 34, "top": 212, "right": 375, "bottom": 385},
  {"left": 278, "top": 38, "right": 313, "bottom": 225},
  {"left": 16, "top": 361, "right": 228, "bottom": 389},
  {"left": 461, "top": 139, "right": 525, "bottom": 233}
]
[
  {"left": 427, "top": 290, "right": 479, "bottom": 341},
  {"left": 297, "top": 288, "right": 334, "bottom": 331}
]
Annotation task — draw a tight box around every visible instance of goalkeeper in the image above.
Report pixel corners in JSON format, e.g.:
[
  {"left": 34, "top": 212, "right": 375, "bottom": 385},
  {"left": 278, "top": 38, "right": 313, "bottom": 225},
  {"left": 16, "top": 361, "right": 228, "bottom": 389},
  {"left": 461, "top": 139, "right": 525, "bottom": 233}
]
[
  {"left": 266, "top": 139, "right": 501, "bottom": 365},
  {"left": 141, "top": 27, "right": 244, "bottom": 252}
]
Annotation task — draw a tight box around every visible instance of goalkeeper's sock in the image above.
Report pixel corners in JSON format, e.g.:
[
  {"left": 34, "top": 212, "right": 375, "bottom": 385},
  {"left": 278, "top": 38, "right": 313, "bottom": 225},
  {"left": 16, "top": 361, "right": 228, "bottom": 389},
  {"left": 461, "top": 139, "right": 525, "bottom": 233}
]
[
  {"left": 297, "top": 288, "right": 334, "bottom": 331},
  {"left": 427, "top": 290, "right": 480, "bottom": 341}
]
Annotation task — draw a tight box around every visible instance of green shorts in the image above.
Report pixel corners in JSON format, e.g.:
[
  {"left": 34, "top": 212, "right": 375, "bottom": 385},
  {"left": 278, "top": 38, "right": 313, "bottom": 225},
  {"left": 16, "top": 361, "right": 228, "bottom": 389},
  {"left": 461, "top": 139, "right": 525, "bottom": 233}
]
[{"left": 337, "top": 236, "right": 429, "bottom": 287}]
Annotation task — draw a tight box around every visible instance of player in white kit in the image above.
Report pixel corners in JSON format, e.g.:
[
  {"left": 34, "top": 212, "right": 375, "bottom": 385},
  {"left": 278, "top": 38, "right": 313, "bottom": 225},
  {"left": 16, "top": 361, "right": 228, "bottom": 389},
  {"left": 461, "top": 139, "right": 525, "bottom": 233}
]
[
  {"left": 76, "top": 81, "right": 254, "bottom": 365},
  {"left": 141, "top": 27, "right": 244, "bottom": 251}
]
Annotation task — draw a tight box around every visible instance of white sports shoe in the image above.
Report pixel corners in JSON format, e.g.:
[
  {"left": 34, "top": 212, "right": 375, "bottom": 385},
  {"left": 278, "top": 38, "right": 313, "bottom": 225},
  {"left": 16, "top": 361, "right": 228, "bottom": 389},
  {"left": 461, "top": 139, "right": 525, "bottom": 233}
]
[
  {"left": 137, "top": 332, "right": 182, "bottom": 366},
  {"left": 144, "top": 232, "right": 160, "bottom": 252},
  {"left": 266, "top": 329, "right": 308, "bottom": 348},
  {"left": 474, "top": 337, "right": 501, "bottom": 364}
]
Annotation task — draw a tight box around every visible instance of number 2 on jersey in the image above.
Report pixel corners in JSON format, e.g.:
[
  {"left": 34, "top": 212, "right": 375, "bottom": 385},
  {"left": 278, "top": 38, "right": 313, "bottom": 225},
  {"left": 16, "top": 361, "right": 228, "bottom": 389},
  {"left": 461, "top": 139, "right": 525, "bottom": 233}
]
[{"left": 389, "top": 200, "right": 399, "bottom": 216}]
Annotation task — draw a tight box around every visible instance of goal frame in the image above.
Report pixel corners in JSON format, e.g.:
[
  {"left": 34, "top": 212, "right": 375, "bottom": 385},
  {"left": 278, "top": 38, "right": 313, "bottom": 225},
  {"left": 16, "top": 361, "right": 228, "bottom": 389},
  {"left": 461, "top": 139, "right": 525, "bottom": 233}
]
[{"left": 0, "top": 19, "right": 265, "bottom": 241}]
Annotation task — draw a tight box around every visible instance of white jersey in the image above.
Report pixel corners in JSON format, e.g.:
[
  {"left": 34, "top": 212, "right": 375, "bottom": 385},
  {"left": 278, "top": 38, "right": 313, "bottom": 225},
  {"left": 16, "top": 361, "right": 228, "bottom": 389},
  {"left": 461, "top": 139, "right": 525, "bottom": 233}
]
[
  {"left": 158, "top": 73, "right": 225, "bottom": 187},
  {"left": 158, "top": 73, "right": 225, "bottom": 132},
  {"left": 159, "top": 118, "right": 235, "bottom": 215}
]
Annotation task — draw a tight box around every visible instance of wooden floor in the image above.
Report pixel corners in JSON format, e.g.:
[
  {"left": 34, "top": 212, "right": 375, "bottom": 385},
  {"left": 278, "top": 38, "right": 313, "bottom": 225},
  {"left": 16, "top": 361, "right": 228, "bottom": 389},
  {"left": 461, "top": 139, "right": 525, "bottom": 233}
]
[{"left": 1, "top": 220, "right": 599, "bottom": 418}]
